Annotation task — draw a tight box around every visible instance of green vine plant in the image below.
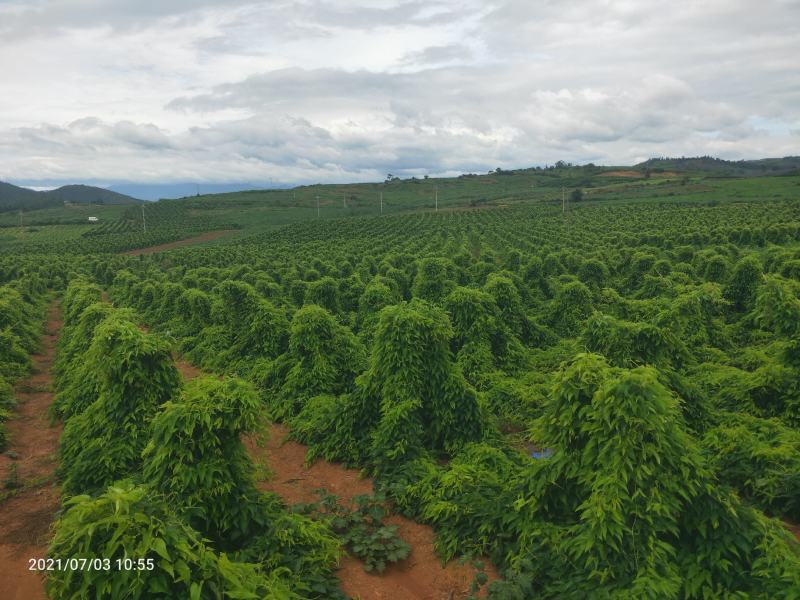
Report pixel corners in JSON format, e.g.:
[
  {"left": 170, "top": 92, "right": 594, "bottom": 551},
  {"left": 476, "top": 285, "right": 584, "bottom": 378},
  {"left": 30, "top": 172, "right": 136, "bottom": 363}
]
[
  {"left": 50, "top": 281, "right": 345, "bottom": 599},
  {"left": 141, "top": 376, "right": 268, "bottom": 549},
  {"left": 58, "top": 312, "right": 181, "bottom": 497},
  {"left": 46, "top": 481, "right": 300, "bottom": 600},
  {"left": 256, "top": 304, "right": 366, "bottom": 421},
  {"left": 293, "top": 490, "right": 411, "bottom": 573},
  {"left": 291, "top": 299, "right": 493, "bottom": 473}
]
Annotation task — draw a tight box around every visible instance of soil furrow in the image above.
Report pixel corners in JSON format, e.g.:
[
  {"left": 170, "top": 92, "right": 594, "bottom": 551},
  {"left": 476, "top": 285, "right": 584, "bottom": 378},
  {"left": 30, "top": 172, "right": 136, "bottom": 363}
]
[
  {"left": 174, "top": 359, "right": 497, "bottom": 600},
  {"left": 0, "top": 300, "right": 63, "bottom": 600}
]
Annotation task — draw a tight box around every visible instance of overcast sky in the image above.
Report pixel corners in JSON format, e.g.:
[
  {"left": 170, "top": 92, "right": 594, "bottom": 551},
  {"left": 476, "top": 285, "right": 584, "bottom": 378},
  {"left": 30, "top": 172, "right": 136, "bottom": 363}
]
[{"left": 1, "top": 0, "right": 798, "bottom": 187}]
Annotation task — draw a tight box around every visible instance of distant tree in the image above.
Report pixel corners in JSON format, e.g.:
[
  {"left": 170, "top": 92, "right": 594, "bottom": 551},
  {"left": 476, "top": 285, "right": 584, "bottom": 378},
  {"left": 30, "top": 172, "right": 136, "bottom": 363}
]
[{"left": 570, "top": 188, "right": 583, "bottom": 202}]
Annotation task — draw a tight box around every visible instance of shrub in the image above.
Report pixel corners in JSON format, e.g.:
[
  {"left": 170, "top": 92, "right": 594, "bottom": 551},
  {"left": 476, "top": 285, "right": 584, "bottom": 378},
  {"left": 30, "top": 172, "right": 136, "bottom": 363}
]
[
  {"left": 724, "top": 255, "right": 763, "bottom": 311},
  {"left": 142, "top": 377, "right": 266, "bottom": 548},
  {"left": 549, "top": 281, "right": 593, "bottom": 336},
  {"left": 703, "top": 254, "right": 731, "bottom": 283},
  {"left": 444, "top": 286, "right": 524, "bottom": 384},
  {"left": 46, "top": 482, "right": 296, "bottom": 600},
  {"left": 59, "top": 315, "right": 180, "bottom": 496},
  {"left": 755, "top": 276, "right": 800, "bottom": 337},
  {"left": 304, "top": 276, "right": 342, "bottom": 314},
  {"left": 517, "top": 354, "right": 800, "bottom": 598},
  {"left": 259, "top": 305, "right": 366, "bottom": 420},
  {"left": 293, "top": 300, "right": 491, "bottom": 473},
  {"left": 293, "top": 491, "right": 410, "bottom": 573},
  {"left": 577, "top": 258, "right": 609, "bottom": 289},
  {"left": 703, "top": 412, "right": 800, "bottom": 519},
  {"left": 583, "top": 312, "right": 685, "bottom": 369},
  {"left": 412, "top": 258, "right": 457, "bottom": 303}
]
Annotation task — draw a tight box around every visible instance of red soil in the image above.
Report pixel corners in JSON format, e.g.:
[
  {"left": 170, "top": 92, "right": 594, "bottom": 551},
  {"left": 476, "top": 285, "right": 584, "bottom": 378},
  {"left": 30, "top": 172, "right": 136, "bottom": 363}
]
[
  {"left": 174, "top": 360, "right": 498, "bottom": 599},
  {"left": 250, "top": 425, "right": 498, "bottom": 599},
  {"left": 122, "top": 229, "right": 237, "bottom": 256},
  {"left": 0, "top": 301, "right": 63, "bottom": 600},
  {"left": 599, "top": 170, "right": 643, "bottom": 178},
  {"left": 599, "top": 170, "right": 680, "bottom": 179},
  {"left": 784, "top": 520, "right": 800, "bottom": 542}
]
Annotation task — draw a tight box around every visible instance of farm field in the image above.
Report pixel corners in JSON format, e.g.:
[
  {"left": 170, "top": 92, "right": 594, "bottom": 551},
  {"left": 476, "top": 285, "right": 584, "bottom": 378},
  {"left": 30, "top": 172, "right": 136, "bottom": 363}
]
[{"left": 1, "top": 166, "right": 800, "bottom": 598}]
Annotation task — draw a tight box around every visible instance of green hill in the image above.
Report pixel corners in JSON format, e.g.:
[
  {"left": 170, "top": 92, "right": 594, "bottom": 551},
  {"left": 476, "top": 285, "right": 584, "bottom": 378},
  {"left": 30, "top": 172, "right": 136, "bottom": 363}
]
[
  {"left": 45, "top": 184, "right": 140, "bottom": 206},
  {"left": 0, "top": 181, "right": 140, "bottom": 212},
  {"left": 0, "top": 181, "right": 42, "bottom": 210},
  {"left": 636, "top": 156, "right": 800, "bottom": 176}
]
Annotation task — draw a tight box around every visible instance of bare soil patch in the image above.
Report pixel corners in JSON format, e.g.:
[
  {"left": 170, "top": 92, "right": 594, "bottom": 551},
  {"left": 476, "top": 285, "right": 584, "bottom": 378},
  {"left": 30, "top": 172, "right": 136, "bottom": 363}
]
[
  {"left": 176, "top": 359, "right": 498, "bottom": 599},
  {"left": 600, "top": 170, "right": 643, "bottom": 178},
  {"left": 0, "top": 300, "right": 63, "bottom": 600},
  {"left": 246, "top": 424, "right": 498, "bottom": 600},
  {"left": 122, "top": 229, "right": 237, "bottom": 256},
  {"left": 784, "top": 520, "right": 800, "bottom": 541}
]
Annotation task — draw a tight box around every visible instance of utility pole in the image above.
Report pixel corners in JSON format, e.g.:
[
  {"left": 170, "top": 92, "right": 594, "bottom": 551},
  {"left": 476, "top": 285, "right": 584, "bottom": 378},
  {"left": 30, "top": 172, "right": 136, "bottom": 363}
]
[
  {"left": 142, "top": 203, "right": 147, "bottom": 232},
  {"left": 316, "top": 195, "right": 320, "bottom": 218},
  {"left": 561, "top": 186, "right": 565, "bottom": 213},
  {"left": 343, "top": 192, "right": 347, "bottom": 209},
  {"left": 435, "top": 186, "right": 438, "bottom": 212},
  {"left": 380, "top": 191, "right": 383, "bottom": 215}
]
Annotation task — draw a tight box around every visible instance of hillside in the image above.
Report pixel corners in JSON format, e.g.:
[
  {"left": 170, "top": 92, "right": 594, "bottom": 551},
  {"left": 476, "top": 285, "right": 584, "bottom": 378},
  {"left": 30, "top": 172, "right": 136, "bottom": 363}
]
[
  {"left": 0, "top": 181, "right": 139, "bottom": 212},
  {"left": 45, "top": 184, "right": 140, "bottom": 206},
  {"left": 0, "top": 181, "right": 43, "bottom": 210},
  {"left": 636, "top": 156, "right": 800, "bottom": 176}
]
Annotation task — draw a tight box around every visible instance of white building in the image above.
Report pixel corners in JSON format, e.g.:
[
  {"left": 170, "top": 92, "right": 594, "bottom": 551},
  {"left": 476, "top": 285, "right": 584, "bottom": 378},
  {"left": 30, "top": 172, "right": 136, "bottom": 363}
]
[{"left": 88, "top": 216, "right": 99, "bottom": 222}]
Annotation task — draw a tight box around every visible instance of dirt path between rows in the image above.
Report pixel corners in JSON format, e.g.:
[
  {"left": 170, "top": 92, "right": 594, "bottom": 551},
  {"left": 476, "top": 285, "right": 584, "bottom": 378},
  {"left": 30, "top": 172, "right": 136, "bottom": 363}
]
[
  {"left": 173, "top": 360, "right": 498, "bottom": 599},
  {"left": 0, "top": 300, "right": 63, "bottom": 600},
  {"left": 122, "top": 229, "right": 237, "bottom": 256}
]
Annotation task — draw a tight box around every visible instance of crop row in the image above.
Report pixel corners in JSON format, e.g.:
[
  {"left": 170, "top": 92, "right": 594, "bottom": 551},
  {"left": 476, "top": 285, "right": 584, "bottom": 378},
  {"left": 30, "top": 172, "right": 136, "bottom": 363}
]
[
  {"left": 45, "top": 279, "right": 345, "bottom": 599},
  {"left": 91, "top": 196, "right": 800, "bottom": 597}
]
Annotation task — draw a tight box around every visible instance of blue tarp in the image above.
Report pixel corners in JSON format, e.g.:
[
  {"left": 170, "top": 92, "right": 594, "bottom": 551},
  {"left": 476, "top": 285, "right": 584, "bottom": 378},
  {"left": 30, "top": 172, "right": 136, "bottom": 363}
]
[{"left": 531, "top": 448, "right": 553, "bottom": 459}]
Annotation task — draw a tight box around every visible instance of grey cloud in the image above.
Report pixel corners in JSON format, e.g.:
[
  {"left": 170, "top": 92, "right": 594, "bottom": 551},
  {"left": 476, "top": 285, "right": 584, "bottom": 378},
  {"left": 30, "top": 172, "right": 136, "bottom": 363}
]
[
  {"left": 0, "top": 0, "right": 253, "bottom": 37},
  {"left": 1, "top": 1, "right": 797, "bottom": 184},
  {"left": 399, "top": 44, "right": 473, "bottom": 66},
  {"left": 286, "top": 1, "right": 462, "bottom": 30},
  {"left": 166, "top": 64, "right": 750, "bottom": 147},
  {"left": 0, "top": 0, "right": 469, "bottom": 41}
]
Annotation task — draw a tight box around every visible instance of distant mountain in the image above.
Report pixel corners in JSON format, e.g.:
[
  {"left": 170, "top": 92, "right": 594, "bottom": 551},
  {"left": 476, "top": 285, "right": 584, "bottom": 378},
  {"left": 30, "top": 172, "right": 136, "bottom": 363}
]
[
  {"left": 107, "top": 182, "right": 289, "bottom": 201},
  {"left": 45, "top": 184, "right": 139, "bottom": 205},
  {"left": 0, "top": 181, "right": 41, "bottom": 208},
  {"left": 0, "top": 181, "right": 140, "bottom": 212},
  {"left": 636, "top": 156, "right": 800, "bottom": 176}
]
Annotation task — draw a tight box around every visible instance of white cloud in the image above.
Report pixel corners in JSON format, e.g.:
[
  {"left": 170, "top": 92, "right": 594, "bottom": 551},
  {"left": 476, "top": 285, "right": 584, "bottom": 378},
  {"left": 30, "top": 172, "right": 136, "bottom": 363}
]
[{"left": 0, "top": 0, "right": 797, "bottom": 185}]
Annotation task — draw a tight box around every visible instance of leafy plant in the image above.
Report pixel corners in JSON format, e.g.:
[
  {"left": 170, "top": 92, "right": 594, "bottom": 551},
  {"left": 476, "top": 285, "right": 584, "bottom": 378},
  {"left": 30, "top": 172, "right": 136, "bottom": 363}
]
[
  {"left": 702, "top": 411, "right": 800, "bottom": 519},
  {"left": 47, "top": 482, "right": 297, "bottom": 600},
  {"left": 294, "top": 490, "right": 410, "bottom": 573},
  {"left": 294, "top": 300, "right": 491, "bottom": 473},
  {"left": 257, "top": 304, "right": 365, "bottom": 420},
  {"left": 724, "top": 255, "right": 763, "bottom": 311},
  {"left": 58, "top": 313, "right": 181, "bottom": 496},
  {"left": 142, "top": 376, "right": 266, "bottom": 548}
]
